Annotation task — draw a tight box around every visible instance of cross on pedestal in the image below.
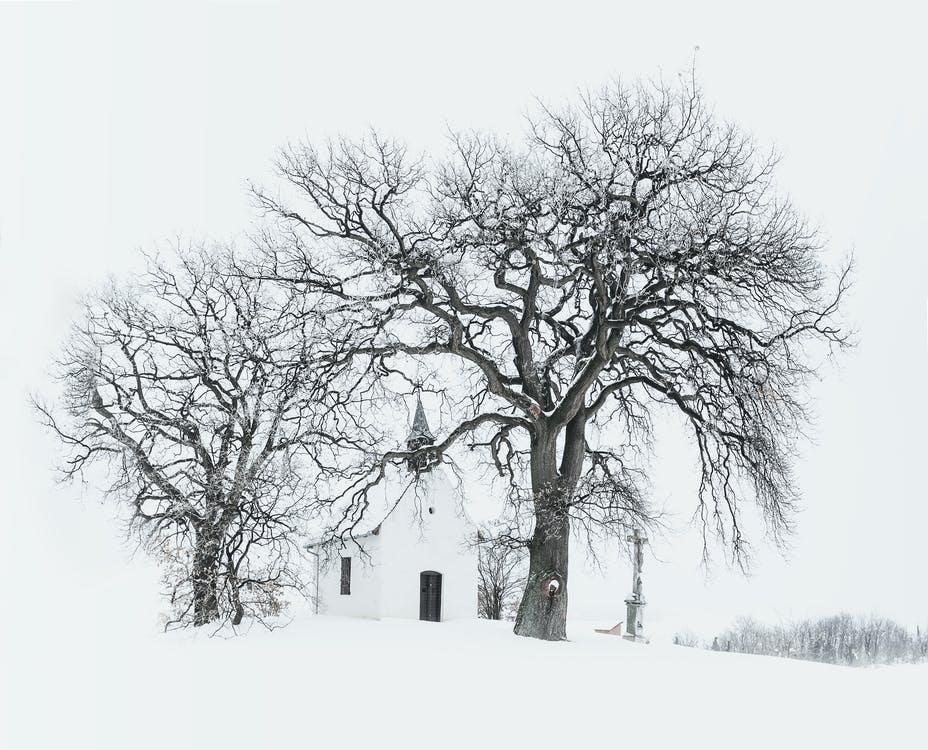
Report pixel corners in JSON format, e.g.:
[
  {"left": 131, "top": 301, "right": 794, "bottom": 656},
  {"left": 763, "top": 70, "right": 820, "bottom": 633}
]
[{"left": 623, "top": 527, "right": 649, "bottom": 643}]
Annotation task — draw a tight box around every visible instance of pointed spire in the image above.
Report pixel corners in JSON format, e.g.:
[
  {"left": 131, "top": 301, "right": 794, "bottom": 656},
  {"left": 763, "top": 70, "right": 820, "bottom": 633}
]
[
  {"left": 406, "top": 392, "right": 435, "bottom": 447},
  {"left": 406, "top": 392, "right": 438, "bottom": 474}
]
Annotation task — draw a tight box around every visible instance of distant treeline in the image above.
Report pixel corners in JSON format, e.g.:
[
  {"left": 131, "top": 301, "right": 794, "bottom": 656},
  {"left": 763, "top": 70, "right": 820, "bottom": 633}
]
[{"left": 678, "top": 614, "right": 928, "bottom": 666}]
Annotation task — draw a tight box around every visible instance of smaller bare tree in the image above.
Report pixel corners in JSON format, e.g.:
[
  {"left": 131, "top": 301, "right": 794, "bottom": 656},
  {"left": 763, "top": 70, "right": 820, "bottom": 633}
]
[
  {"left": 35, "top": 247, "right": 353, "bottom": 628},
  {"left": 477, "top": 533, "right": 527, "bottom": 620}
]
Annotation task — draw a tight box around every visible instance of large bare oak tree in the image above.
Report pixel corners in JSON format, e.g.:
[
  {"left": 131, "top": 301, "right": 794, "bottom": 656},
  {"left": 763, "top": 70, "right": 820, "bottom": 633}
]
[{"left": 253, "top": 78, "right": 849, "bottom": 640}]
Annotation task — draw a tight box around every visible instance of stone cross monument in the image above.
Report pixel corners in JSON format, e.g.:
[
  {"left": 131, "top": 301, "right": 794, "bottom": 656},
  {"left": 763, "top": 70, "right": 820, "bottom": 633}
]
[{"left": 623, "top": 527, "right": 649, "bottom": 643}]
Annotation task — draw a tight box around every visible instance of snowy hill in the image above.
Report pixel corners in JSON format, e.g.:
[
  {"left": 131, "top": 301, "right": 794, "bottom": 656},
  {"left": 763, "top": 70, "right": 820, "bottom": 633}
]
[{"left": 3, "top": 613, "right": 923, "bottom": 749}]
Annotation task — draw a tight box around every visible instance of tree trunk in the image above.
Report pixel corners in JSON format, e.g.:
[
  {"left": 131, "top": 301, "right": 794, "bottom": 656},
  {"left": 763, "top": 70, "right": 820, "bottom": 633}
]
[
  {"left": 513, "top": 503, "right": 569, "bottom": 640},
  {"left": 513, "top": 427, "right": 571, "bottom": 640},
  {"left": 192, "top": 525, "right": 222, "bottom": 626},
  {"left": 512, "top": 411, "right": 587, "bottom": 641}
]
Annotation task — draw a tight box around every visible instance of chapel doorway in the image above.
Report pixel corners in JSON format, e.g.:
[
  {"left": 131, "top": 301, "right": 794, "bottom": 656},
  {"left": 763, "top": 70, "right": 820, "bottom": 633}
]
[{"left": 419, "top": 571, "right": 442, "bottom": 622}]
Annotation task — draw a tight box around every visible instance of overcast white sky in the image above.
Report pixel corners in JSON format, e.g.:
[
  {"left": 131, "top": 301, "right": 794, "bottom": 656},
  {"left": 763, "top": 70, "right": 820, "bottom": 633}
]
[{"left": 1, "top": 1, "right": 926, "bottom": 638}]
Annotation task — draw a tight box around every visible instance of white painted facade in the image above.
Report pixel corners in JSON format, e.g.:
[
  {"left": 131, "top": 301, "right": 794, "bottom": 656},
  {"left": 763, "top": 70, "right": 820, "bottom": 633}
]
[{"left": 312, "top": 466, "right": 478, "bottom": 621}]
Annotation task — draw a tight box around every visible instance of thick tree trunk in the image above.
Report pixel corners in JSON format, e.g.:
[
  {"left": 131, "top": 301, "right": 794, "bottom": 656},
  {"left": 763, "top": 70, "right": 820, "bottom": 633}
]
[
  {"left": 513, "top": 503, "right": 569, "bottom": 640},
  {"left": 513, "top": 427, "right": 571, "bottom": 640},
  {"left": 513, "top": 411, "right": 587, "bottom": 640},
  {"left": 192, "top": 525, "right": 222, "bottom": 626}
]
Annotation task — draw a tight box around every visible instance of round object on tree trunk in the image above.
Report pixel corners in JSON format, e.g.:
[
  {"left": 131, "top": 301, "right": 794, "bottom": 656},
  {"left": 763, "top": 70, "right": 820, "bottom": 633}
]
[{"left": 542, "top": 575, "right": 562, "bottom": 598}]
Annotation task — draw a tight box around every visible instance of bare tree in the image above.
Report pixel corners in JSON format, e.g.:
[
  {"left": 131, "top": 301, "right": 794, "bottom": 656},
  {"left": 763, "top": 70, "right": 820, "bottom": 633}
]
[
  {"left": 253, "top": 76, "right": 849, "bottom": 640},
  {"left": 35, "top": 248, "right": 354, "bottom": 628},
  {"left": 477, "top": 533, "right": 527, "bottom": 620}
]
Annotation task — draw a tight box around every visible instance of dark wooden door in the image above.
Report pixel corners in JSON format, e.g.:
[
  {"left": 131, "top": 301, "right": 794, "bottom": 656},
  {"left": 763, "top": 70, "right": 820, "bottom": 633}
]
[{"left": 419, "top": 571, "right": 442, "bottom": 622}]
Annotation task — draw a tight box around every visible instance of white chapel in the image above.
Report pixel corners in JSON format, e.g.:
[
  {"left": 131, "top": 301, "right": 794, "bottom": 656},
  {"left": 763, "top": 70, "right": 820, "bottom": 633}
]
[{"left": 307, "top": 396, "right": 479, "bottom": 622}]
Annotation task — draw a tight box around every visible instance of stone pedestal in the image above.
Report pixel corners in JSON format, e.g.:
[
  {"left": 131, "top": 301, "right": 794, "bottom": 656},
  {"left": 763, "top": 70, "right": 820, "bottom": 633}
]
[{"left": 623, "top": 595, "right": 648, "bottom": 643}]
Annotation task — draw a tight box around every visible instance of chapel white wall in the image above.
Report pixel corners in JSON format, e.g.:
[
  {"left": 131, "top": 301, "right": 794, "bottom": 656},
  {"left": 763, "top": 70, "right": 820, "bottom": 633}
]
[
  {"left": 379, "top": 468, "right": 478, "bottom": 621},
  {"left": 315, "top": 535, "right": 382, "bottom": 618}
]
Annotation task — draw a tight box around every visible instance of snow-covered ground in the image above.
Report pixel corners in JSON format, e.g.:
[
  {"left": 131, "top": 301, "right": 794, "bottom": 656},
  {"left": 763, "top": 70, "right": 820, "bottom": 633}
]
[{"left": 3, "top": 612, "right": 923, "bottom": 749}]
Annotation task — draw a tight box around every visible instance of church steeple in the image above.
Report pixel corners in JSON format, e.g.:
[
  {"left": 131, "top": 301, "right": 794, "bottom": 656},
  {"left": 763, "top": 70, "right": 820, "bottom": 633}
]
[
  {"left": 406, "top": 393, "right": 438, "bottom": 473},
  {"left": 406, "top": 393, "right": 435, "bottom": 447}
]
